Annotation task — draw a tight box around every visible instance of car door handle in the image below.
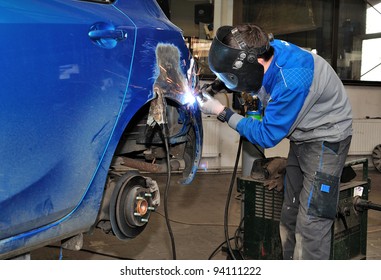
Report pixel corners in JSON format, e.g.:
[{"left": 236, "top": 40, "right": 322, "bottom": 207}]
[
  {"left": 88, "top": 29, "right": 127, "bottom": 41},
  {"left": 88, "top": 22, "right": 128, "bottom": 49}
]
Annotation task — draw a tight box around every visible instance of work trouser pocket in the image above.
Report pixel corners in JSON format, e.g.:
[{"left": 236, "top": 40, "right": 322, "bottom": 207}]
[{"left": 307, "top": 171, "right": 339, "bottom": 219}]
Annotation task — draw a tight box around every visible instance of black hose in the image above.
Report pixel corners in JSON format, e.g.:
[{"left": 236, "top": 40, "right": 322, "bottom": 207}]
[
  {"left": 45, "top": 245, "right": 134, "bottom": 260},
  {"left": 354, "top": 196, "right": 381, "bottom": 212},
  {"left": 224, "top": 136, "right": 243, "bottom": 260},
  {"left": 161, "top": 123, "right": 177, "bottom": 260},
  {"left": 208, "top": 237, "right": 235, "bottom": 260},
  {"left": 234, "top": 217, "right": 245, "bottom": 259}
]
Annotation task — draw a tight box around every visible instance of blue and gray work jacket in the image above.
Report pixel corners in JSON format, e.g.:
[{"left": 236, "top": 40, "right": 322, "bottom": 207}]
[{"left": 228, "top": 39, "right": 353, "bottom": 148}]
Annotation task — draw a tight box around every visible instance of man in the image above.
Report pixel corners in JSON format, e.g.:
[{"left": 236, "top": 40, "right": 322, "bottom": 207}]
[{"left": 197, "top": 24, "right": 353, "bottom": 260}]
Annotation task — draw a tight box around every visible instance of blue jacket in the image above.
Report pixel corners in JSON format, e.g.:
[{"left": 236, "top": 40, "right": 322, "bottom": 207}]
[{"left": 228, "top": 39, "right": 352, "bottom": 148}]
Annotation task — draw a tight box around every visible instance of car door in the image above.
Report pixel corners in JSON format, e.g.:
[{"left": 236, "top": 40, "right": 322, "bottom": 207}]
[{"left": 0, "top": 0, "right": 135, "bottom": 239}]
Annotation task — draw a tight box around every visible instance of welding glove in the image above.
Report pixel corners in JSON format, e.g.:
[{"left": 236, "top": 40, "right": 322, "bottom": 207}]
[
  {"left": 263, "top": 157, "right": 287, "bottom": 192},
  {"left": 263, "top": 175, "right": 284, "bottom": 192},
  {"left": 196, "top": 91, "right": 225, "bottom": 115}
]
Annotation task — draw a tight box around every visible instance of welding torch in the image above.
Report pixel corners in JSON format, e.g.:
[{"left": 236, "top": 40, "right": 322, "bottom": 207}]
[
  {"left": 194, "top": 79, "right": 254, "bottom": 117},
  {"left": 195, "top": 79, "right": 233, "bottom": 99}
]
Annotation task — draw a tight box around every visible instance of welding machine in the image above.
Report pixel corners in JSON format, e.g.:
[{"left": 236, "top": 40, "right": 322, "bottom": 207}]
[{"left": 236, "top": 158, "right": 380, "bottom": 260}]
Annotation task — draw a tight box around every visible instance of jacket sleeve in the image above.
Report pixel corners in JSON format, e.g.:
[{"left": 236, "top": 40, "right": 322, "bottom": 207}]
[{"left": 235, "top": 78, "right": 309, "bottom": 148}]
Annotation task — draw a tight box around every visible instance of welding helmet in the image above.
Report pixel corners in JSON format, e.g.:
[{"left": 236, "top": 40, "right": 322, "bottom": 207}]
[{"left": 208, "top": 25, "right": 271, "bottom": 93}]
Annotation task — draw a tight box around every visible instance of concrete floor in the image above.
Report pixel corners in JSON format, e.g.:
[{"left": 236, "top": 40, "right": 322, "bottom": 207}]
[{"left": 31, "top": 166, "right": 381, "bottom": 260}]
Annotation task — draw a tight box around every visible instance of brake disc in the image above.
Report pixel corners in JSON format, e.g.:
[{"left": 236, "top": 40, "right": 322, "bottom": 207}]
[{"left": 109, "top": 171, "right": 159, "bottom": 240}]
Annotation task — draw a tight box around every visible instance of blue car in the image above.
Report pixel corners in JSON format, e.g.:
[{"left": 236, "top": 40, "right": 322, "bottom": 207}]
[{"left": 0, "top": 0, "right": 202, "bottom": 259}]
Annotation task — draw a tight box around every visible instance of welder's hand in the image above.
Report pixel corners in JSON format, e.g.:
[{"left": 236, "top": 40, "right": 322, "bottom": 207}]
[{"left": 196, "top": 91, "right": 225, "bottom": 115}]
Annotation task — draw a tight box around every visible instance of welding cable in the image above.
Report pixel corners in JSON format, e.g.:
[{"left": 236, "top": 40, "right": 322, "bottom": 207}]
[
  {"left": 160, "top": 123, "right": 177, "bottom": 260},
  {"left": 253, "top": 143, "right": 266, "bottom": 159},
  {"left": 222, "top": 100, "right": 247, "bottom": 260},
  {"left": 46, "top": 245, "right": 134, "bottom": 260},
  {"left": 223, "top": 136, "right": 244, "bottom": 260},
  {"left": 234, "top": 217, "right": 245, "bottom": 259},
  {"left": 153, "top": 211, "right": 240, "bottom": 227},
  {"left": 208, "top": 237, "right": 235, "bottom": 260}
]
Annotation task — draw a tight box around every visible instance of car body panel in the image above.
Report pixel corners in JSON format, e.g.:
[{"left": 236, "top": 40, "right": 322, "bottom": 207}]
[
  {"left": 0, "top": 0, "right": 202, "bottom": 259},
  {"left": 0, "top": 0, "right": 136, "bottom": 240}
]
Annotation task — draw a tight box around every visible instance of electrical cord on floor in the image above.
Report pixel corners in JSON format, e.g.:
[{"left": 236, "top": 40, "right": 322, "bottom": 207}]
[
  {"left": 224, "top": 136, "right": 244, "bottom": 260},
  {"left": 206, "top": 213, "right": 245, "bottom": 260},
  {"left": 45, "top": 245, "right": 134, "bottom": 260},
  {"left": 160, "top": 123, "right": 177, "bottom": 260},
  {"left": 153, "top": 211, "right": 240, "bottom": 227},
  {"left": 234, "top": 217, "right": 245, "bottom": 260},
  {"left": 208, "top": 237, "right": 235, "bottom": 260}
]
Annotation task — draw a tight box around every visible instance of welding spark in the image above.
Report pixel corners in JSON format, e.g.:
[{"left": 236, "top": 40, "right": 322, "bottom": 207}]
[
  {"left": 157, "top": 57, "right": 199, "bottom": 105},
  {"left": 182, "top": 87, "right": 196, "bottom": 104},
  {"left": 166, "top": 77, "right": 174, "bottom": 84},
  {"left": 159, "top": 65, "right": 167, "bottom": 72},
  {"left": 199, "top": 161, "right": 208, "bottom": 171}
]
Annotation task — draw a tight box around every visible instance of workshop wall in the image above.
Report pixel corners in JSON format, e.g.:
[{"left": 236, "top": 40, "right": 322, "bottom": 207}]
[{"left": 170, "top": 0, "right": 212, "bottom": 38}]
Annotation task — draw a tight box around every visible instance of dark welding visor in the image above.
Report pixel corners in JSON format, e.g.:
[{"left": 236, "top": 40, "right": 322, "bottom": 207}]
[{"left": 208, "top": 26, "right": 267, "bottom": 93}]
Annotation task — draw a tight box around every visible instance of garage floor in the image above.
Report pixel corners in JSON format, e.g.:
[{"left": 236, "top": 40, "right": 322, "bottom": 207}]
[{"left": 32, "top": 166, "right": 381, "bottom": 260}]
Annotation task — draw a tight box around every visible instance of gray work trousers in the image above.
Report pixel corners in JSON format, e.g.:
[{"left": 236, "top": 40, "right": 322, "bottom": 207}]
[{"left": 280, "top": 136, "right": 351, "bottom": 260}]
